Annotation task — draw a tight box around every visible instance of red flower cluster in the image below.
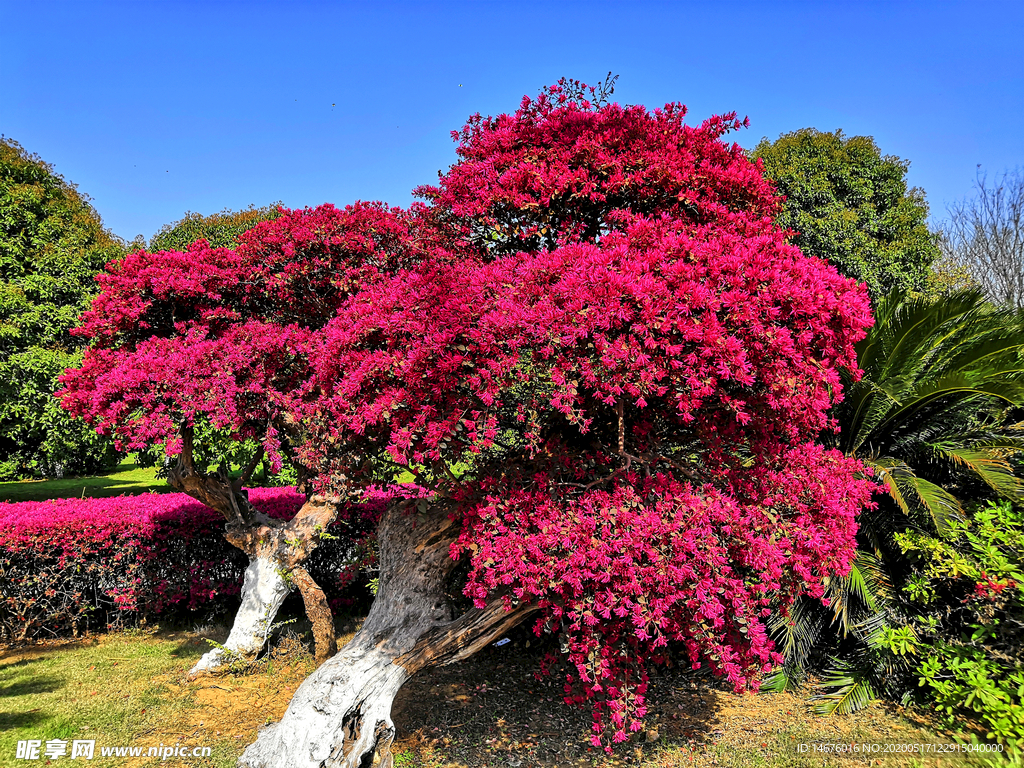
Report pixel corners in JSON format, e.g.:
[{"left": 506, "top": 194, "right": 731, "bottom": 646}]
[
  {"left": 60, "top": 202, "right": 426, "bottom": 465},
  {"left": 973, "top": 576, "right": 1017, "bottom": 600}
]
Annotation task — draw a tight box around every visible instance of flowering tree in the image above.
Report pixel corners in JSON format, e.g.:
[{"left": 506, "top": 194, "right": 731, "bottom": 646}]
[
  {"left": 59, "top": 200, "right": 431, "bottom": 671},
  {"left": 62, "top": 80, "right": 876, "bottom": 767}
]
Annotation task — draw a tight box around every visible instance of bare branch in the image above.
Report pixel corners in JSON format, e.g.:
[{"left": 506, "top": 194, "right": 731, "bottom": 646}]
[{"left": 616, "top": 400, "right": 625, "bottom": 454}]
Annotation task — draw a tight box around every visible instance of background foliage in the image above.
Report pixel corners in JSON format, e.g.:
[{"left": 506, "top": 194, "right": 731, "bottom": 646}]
[
  {"left": 148, "top": 202, "right": 283, "bottom": 253},
  {"left": 752, "top": 129, "right": 940, "bottom": 299},
  {"left": 0, "top": 137, "right": 125, "bottom": 480},
  {"left": 763, "top": 287, "right": 1024, "bottom": 752}
]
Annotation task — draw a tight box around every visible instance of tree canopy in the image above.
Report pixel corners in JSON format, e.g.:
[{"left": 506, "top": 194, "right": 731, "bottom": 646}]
[
  {"left": 752, "top": 129, "right": 940, "bottom": 299},
  {"left": 0, "top": 136, "right": 124, "bottom": 479},
  {"left": 61, "top": 80, "right": 878, "bottom": 763},
  {"left": 148, "top": 202, "right": 284, "bottom": 253}
]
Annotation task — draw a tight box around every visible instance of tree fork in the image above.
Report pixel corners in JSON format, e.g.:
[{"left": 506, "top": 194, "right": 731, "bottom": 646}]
[
  {"left": 238, "top": 502, "right": 539, "bottom": 768},
  {"left": 169, "top": 428, "right": 343, "bottom": 674},
  {"left": 166, "top": 426, "right": 268, "bottom": 528}
]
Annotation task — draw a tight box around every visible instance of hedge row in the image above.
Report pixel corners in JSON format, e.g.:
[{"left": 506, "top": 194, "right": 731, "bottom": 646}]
[{"left": 0, "top": 488, "right": 379, "bottom": 642}]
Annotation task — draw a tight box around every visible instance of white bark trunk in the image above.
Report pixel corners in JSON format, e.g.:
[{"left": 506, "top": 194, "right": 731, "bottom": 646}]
[
  {"left": 238, "top": 638, "right": 408, "bottom": 768},
  {"left": 190, "top": 554, "right": 291, "bottom": 676},
  {"left": 237, "top": 502, "right": 537, "bottom": 768}
]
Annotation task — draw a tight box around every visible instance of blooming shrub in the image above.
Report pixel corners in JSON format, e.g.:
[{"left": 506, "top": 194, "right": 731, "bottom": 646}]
[
  {"left": 58, "top": 202, "right": 433, "bottom": 464},
  {"left": 304, "top": 211, "right": 878, "bottom": 743},
  {"left": 0, "top": 487, "right": 377, "bottom": 642}
]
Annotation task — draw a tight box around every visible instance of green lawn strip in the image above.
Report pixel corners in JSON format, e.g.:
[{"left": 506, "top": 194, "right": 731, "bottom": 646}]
[
  {"left": 0, "top": 459, "right": 171, "bottom": 503},
  {"left": 0, "top": 631, "right": 210, "bottom": 767}
]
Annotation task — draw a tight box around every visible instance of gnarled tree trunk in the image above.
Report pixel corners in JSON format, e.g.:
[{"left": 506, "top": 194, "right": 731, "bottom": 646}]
[
  {"left": 169, "top": 428, "right": 340, "bottom": 675},
  {"left": 190, "top": 553, "right": 292, "bottom": 675},
  {"left": 238, "top": 502, "right": 538, "bottom": 768}
]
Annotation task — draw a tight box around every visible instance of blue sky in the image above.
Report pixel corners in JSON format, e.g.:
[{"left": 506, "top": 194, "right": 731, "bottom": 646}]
[{"left": 2, "top": 0, "right": 1021, "bottom": 243}]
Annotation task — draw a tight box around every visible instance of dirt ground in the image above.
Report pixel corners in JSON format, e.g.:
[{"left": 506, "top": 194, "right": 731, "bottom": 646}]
[
  {"left": 164, "top": 620, "right": 982, "bottom": 768},
  {"left": 2, "top": 620, "right": 996, "bottom": 768}
]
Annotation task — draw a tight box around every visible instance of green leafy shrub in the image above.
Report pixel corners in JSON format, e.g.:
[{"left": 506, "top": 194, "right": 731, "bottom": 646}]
[{"left": 898, "top": 500, "right": 1024, "bottom": 749}]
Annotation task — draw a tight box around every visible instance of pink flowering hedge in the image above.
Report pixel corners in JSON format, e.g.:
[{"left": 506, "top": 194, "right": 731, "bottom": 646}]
[{"left": 0, "top": 487, "right": 376, "bottom": 642}]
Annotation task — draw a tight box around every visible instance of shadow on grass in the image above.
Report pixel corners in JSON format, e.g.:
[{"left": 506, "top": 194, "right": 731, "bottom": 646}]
[
  {"left": 0, "top": 475, "right": 176, "bottom": 503},
  {"left": 0, "top": 710, "right": 50, "bottom": 730},
  {"left": 0, "top": 638, "right": 100, "bottom": 660},
  {"left": 0, "top": 674, "right": 64, "bottom": 698},
  {"left": 167, "top": 634, "right": 217, "bottom": 661}
]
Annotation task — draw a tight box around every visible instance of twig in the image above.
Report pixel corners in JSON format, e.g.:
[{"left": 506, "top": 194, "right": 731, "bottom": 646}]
[{"left": 616, "top": 400, "right": 625, "bottom": 455}]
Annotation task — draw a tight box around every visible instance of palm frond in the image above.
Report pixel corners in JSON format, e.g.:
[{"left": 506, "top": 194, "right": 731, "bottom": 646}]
[
  {"left": 761, "top": 665, "right": 802, "bottom": 694},
  {"left": 852, "top": 550, "right": 893, "bottom": 605},
  {"left": 864, "top": 457, "right": 914, "bottom": 516},
  {"left": 826, "top": 551, "right": 889, "bottom": 634},
  {"left": 851, "top": 609, "right": 891, "bottom": 648},
  {"left": 900, "top": 474, "right": 964, "bottom": 532},
  {"left": 766, "top": 596, "right": 825, "bottom": 669}
]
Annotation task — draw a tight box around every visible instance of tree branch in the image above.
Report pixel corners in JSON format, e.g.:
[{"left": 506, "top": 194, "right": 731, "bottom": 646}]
[
  {"left": 290, "top": 566, "right": 338, "bottom": 663},
  {"left": 234, "top": 446, "right": 266, "bottom": 491},
  {"left": 167, "top": 423, "right": 261, "bottom": 527}
]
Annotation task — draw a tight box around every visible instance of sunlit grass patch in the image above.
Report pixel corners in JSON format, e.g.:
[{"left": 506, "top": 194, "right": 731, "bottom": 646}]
[
  {"left": 0, "top": 458, "right": 169, "bottom": 503},
  {"left": 0, "top": 630, "right": 206, "bottom": 766}
]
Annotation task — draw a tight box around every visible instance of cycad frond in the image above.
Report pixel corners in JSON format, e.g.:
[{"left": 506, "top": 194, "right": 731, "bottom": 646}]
[
  {"left": 761, "top": 665, "right": 802, "bottom": 693},
  {"left": 927, "top": 443, "right": 1024, "bottom": 501},
  {"left": 766, "top": 595, "right": 825, "bottom": 668},
  {"left": 826, "top": 551, "right": 889, "bottom": 634},
  {"left": 812, "top": 660, "right": 878, "bottom": 715},
  {"left": 863, "top": 457, "right": 915, "bottom": 517},
  {"left": 852, "top": 551, "right": 893, "bottom": 605},
  {"left": 901, "top": 473, "right": 964, "bottom": 532},
  {"left": 791, "top": 291, "right": 1024, "bottom": 717}
]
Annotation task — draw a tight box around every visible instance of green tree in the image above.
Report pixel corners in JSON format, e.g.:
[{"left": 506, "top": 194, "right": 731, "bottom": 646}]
[
  {"left": 0, "top": 137, "right": 125, "bottom": 479},
  {"left": 752, "top": 129, "right": 940, "bottom": 298},
  {"left": 148, "top": 202, "right": 282, "bottom": 252}
]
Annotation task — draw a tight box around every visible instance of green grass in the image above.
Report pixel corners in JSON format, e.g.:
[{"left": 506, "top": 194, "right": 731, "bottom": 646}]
[
  {"left": 0, "top": 459, "right": 172, "bottom": 503},
  {"left": 0, "top": 630, "right": 220, "bottom": 767}
]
